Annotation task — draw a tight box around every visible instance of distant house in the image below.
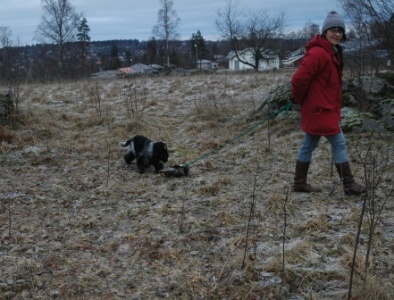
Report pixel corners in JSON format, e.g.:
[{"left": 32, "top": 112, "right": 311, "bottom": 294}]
[
  {"left": 281, "top": 47, "right": 305, "bottom": 68},
  {"left": 149, "top": 64, "right": 164, "bottom": 72},
  {"left": 130, "top": 63, "right": 158, "bottom": 75},
  {"left": 196, "top": 59, "right": 218, "bottom": 70},
  {"left": 118, "top": 67, "right": 134, "bottom": 74},
  {"left": 118, "top": 63, "right": 159, "bottom": 75},
  {"left": 213, "top": 55, "right": 227, "bottom": 63},
  {"left": 226, "top": 49, "right": 280, "bottom": 71},
  {"left": 213, "top": 55, "right": 228, "bottom": 68}
]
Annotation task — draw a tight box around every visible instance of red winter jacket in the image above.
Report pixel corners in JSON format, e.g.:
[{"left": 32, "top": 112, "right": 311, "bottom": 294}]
[{"left": 291, "top": 34, "right": 343, "bottom": 136}]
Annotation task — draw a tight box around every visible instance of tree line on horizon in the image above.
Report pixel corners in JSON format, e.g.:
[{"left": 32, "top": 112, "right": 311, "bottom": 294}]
[{"left": 0, "top": 0, "right": 393, "bottom": 84}]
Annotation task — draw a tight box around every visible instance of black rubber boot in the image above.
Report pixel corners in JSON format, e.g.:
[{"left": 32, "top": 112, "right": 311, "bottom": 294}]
[
  {"left": 294, "top": 160, "right": 322, "bottom": 193},
  {"left": 335, "top": 162, "right": 366, "bottom": 195}
]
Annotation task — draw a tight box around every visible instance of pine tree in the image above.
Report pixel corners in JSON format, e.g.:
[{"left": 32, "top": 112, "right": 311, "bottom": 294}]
[
  {"left": 191, "top": 30, "right": 209, "bottom": 68},
  {"left": 146, "top": 38, "right": 158, "bottom": 65},
  {"left": 77, "top": 17, "right": 91, "bottom": 60},
  {"left": 125, "top": 49, "right": 132, "bottom": 66},
  {"left": 110, "top": 43, "right": 120, "bottom": 70}
]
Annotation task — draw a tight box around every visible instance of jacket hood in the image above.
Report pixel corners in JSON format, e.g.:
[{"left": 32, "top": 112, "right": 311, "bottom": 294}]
[
  {"left": 307, "top": 34, "right": 344, "bottom": 71},
  {"left": 306, "top": 34, "right": 333, "bottom": 53}
]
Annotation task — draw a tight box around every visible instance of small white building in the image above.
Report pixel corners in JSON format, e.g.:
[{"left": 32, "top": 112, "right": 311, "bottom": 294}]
[
  {"left": 227, "top": 49, "right": 280, "bottom": 71},
  {"left": 197, "top": 59, "right": 218, "bottom": 70},
  {"left": 281, "top": 47, "right": 305, "bottom": 68}
]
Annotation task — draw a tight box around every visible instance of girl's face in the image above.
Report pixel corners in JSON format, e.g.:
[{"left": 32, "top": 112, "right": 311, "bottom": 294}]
[{"left": 325, "top": 27, "right": 344, "bottom": 45}]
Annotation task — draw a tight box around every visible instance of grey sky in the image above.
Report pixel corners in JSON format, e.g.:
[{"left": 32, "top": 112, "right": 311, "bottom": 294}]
[{"left": 1, "top": 0, "right": 342, "bottom": 45}]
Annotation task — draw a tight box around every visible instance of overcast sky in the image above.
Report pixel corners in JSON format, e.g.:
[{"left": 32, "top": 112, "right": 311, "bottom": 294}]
[{"left": 1, "top": 0, "right": 343, "bottom": 45}]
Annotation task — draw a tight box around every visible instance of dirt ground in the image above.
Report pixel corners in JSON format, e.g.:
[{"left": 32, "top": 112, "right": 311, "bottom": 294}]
[{"left": 1, "top": 71, "right": 393, "bottom": 299}]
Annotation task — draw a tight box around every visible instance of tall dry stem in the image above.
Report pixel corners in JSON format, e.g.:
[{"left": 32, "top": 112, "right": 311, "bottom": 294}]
[
  {"left": 178, "top": 197, "right": 186, "bottom": 233},
  {"left": 357, "top": 136, "right": 393, "bottom": 271},
  {"left": 106, "top": 140, "right": 111, "bottom": 186},
  {"left": 282, "top": 187, "right": 290, "bottom": 282},
  {"left": 123, "top": 77, "right": 147, "bottom": 120},
  {"left": 348, "top": 133, "right": 394, "bottom": 299},
  {"left": 8, "top": 199, "right": 12, "bottom": 238},
  {"left": 241, "top": 164, "right": 259, "bottom": 270},
  {"left": 89, "top": 80, "right": 103, "bottom": 117},
  {"left": 241, "top": 165, "right": 269, "bottom": 270}
]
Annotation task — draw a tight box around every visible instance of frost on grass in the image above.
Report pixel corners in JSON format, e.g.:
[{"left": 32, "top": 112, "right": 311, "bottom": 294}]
[{"left": 0, "top": 71, "right": 393, "bottom": 299}]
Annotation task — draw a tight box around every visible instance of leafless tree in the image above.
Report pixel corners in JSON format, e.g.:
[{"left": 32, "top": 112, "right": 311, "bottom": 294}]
[
  {"left": 338, "top": 0, "right": 394, "bottom": 74},
  {"left": 340, "top": 0, "right": 393, "bottom": 38},
  {"left": 0, "top": 26, "right": 13, "bottom": 77},
  {"left": 0, "top": 27, "right": 12, "bottom": 81},
  {"left": 300, "top": 21, "right": 320, "bottom": 40},
  {"left": 152, "top": 0, "right": 180, "bottom": 66},
  {"left": 0, "top": 26, "right": 12, "bottom": 48},
  {"left": 0, "top": 27, "right": 23, "bottom": 113},
  {"left": 35, "top": 0, "right": 82, "bottom": 78},
  {"left": 216, "top": 0, "right": 286, "bottom": 71}
]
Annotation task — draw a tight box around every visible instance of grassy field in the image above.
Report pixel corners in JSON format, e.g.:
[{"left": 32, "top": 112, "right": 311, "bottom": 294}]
[{"left": 1, "top": 70, "right": 393, "bottom": 299}]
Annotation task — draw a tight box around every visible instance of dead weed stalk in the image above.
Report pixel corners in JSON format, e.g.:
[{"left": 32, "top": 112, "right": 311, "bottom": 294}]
[
  {"left": 242, "top": 165, "right": 269, "bottom": 270},
  {"left": 241, "top": 164, "right": 259, "bottom": 270},
  {"left": 8, "top": 198, "right": 12, "bottom": 238},
  {"left": 89, "top": 80, "right": 103, "bottom": 117},
  {"left": 178, "top": 197, "right": 186, "bottom": 233},
  {"left": 106, "top": 139, "right": 111, "bottom": 186},
  {"left": 282, "top": 187, "right": 290, "bottom": 283},
  {"left": 123, "top": 77, "right": 147, "bottom": 120},
  {"left": 348, "top": 133, "right": 394, "bottom": 299}
]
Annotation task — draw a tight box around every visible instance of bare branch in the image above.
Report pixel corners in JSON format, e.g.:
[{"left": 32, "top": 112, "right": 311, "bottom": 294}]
[{"left": 216, "top": 0, "right": 286, "bottom": 71}]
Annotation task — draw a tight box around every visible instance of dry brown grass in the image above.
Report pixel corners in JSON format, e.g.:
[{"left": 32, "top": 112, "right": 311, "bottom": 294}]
[{"left": 0, "top": 70, "right": 393, "bottom": 299}]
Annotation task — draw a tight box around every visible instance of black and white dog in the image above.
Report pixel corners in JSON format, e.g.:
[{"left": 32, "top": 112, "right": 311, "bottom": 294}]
[{"left": 120, "top": 135, "right": 169, "bottom": 174}]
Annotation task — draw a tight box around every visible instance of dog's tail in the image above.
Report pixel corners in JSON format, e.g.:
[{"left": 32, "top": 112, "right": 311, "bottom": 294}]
[{"left": 119, "top": 140, "right": 131, "bottom": 147}]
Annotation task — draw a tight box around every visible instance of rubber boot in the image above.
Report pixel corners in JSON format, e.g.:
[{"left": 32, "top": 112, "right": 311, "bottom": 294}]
[
  {"left": 294, "top": 160, "right": 322, "bottom": 193},
  {"left": 335, "top": 162, "right": 366, "bottom": 195}
]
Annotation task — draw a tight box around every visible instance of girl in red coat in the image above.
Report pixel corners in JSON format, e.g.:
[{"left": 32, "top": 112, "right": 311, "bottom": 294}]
[{"left": 291, "top": 11, "right": 366, "bottom": 195}]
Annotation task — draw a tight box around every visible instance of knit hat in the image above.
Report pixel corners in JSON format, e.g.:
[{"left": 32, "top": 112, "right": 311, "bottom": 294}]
[{"left": 322, "top": 11, "right": 345, "bottom": 33}]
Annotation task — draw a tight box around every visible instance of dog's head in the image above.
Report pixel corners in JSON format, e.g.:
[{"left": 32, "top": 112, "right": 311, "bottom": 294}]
[{"left": 153, "top": 142, "right": 169, "bottom": 163}]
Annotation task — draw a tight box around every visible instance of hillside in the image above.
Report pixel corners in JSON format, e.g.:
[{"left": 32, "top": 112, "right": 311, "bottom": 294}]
[{"left": 1, "top": 71, "right": 393, "bottom": 299}]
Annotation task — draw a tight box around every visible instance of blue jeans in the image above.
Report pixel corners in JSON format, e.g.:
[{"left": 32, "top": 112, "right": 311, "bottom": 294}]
[{"left": 297, "top": 131, "right": 349, "bottom": 164}]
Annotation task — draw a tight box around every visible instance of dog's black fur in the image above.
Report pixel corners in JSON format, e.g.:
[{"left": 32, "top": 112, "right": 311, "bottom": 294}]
[{"left": 120, "top": 135, "right": 169, "bottom": 174}]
